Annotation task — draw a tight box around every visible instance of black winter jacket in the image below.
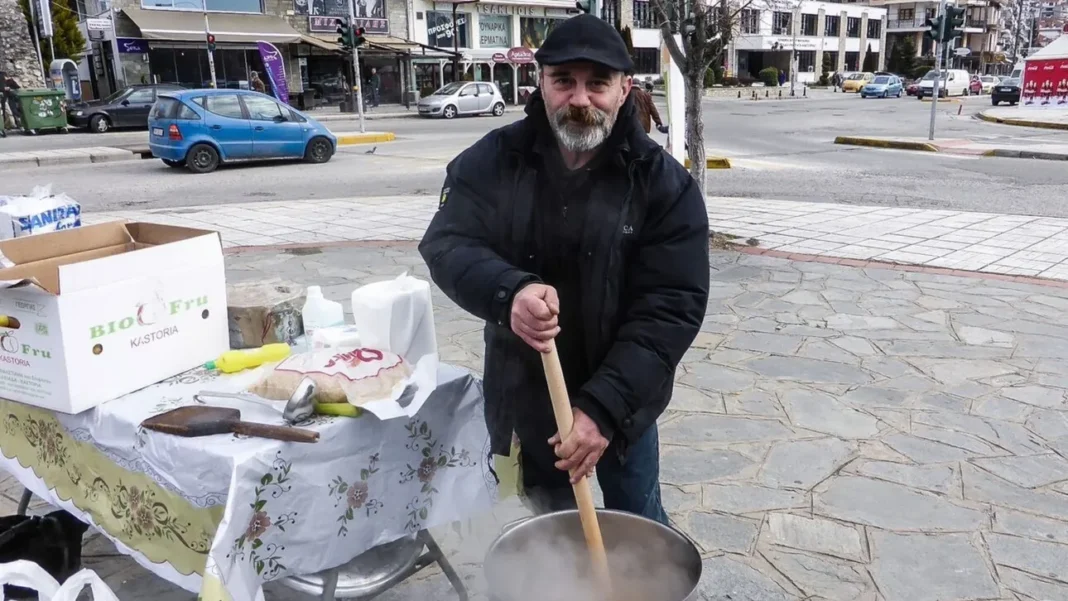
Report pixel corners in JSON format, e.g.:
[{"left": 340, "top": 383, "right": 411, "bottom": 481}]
[{"left": 419, "top": 90, "right": 710, "bottom": 458}]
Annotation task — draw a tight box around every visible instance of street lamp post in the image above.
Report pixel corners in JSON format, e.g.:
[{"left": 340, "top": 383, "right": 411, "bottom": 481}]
[{"left": 445, "top": 0, "right": 479, "bottom": 83}]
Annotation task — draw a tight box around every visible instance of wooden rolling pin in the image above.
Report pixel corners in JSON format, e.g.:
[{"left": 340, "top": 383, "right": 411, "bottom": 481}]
[{"left": 541, "top": 341, "right": 612, "bottom": 592}]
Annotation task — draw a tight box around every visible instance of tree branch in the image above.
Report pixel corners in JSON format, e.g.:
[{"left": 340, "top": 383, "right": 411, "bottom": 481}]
[{"left": 659, "top": 21, "right": 688, "bottom": 71}]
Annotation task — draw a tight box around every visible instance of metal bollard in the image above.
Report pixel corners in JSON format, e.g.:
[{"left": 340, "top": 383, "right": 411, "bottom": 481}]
[
  {"left": 765, "top": 90, "right": 769, "bottom": 97},
  {"left": 790, "top": 90, "right": 795, "bottom": 97},
  {"left": 779, "top": 90, "right": 782, "bottom": 98},
  {"left": 804, "top": 87, "right": 807, "bottom": 97},
  {"left": 738, "top": 90, "right": 741, "bottom": 98}
]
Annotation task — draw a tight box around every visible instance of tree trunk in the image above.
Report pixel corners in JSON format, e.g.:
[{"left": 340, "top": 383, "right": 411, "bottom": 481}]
[{"left": 684, "top": 73, "right": 706, "bottom": 199}]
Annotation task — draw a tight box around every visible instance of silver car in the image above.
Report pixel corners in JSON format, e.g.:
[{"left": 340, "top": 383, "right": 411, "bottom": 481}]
[{"left": 418, "top": 81, "right": 506, "bottom": 119}]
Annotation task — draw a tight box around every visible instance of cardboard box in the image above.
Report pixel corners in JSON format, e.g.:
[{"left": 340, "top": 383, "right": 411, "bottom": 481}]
[{"left": 0, "top": 221, "right": 229, "bottom": 413}]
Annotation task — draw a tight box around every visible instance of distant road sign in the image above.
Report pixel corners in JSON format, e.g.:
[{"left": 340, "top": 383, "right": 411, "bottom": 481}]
[{"left": 954, "top": 47, "right": 972, "bottom": 56}]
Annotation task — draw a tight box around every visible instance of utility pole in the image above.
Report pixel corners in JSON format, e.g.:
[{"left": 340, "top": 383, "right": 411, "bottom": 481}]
[
  {"left": 790, "top": 7, "right": 798, "bottom": 97},
  {"left": 203, "top": 0, "right": 217, "bottom": 87},
  {"left": 928, "top": 1, "right": 945, "bottom": 141},
  {"left": 26, "top": 0, "right": 46, "bottom": 81},
  {"left": 345, "top": 0, "right": 367, "bottom": 133}
]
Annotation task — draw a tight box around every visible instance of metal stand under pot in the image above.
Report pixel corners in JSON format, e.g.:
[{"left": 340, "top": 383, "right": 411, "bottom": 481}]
[{"left": 278, "top": 530, "right": 469, "bottom": 601}]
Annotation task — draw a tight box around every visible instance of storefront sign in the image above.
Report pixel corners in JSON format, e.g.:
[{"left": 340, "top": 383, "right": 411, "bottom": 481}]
[
  {"left": 507, "top": 46, "right": 534, "bottom": 63},
  {"left": 519, "top": 17, "right": 561, "bottom": 48},
  {"left": 492, "top": 52, "right": 509, "bottom": 63},
  {"left": 1021, "top": 58, "right": 1068, "bottom": 107},
  {"left": 479, "top": 14, "right": 511, "bottom": 48},
  {"left": 472, "top": 3, "right": 570, "bottom": 18},
  {"left": 117, "top": 38, "right": 149, "bottom": 53},
  {"left": 764, "top": 37, "right": 818, "bottom": 50},
  {"left": 426, "top": 11, "right": 469, "bottom": 48},
  {"left": 308, "top": 0, "right": 388, "bottom": 34},
  {"left": 257, "top": 41, "right": 290, "bottom": 105},
  {"left": 86, "top": 18, "right": 110, "bottom": 31}
]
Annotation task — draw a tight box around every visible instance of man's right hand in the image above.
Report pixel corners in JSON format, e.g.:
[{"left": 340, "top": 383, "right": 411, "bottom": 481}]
[{"left": 510, "top": 284, "right": 560, "bottom": 353}]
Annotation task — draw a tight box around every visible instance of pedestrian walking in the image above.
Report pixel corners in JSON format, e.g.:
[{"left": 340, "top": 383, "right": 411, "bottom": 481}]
[
  {"left": 419, "top": 14, "right": 710, "bottom": 525},
  {"left": 368, "top": 68, "right": 380, "bottom": 107},
  {"left": 778, "top": 70, "right": 787, "bottom": 87},
  {"left": 630, "top": 80, "right": 666, "bottom": 134},
  {"left": 250, "top": 71, "right": 266, "bottom": 94}
]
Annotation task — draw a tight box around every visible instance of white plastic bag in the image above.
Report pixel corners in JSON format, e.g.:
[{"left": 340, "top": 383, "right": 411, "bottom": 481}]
[{"left": 0, "top": 560, "right": 119, "bottom": 601}]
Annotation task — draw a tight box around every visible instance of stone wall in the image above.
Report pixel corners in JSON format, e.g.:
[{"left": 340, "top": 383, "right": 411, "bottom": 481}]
[{"left": 0, "top": 0, "right": 46, "bottom": 88}]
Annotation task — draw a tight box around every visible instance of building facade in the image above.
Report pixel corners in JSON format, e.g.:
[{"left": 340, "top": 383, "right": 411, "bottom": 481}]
[{"left": 871, "top": 0, "right": 1005, "bottom": 73}]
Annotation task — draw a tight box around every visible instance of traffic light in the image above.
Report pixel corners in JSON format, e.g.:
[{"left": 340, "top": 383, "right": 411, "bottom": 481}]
[
  {"left": 206, "top": 33, "right": 216, "bottom": 53},
  {"left": 336, "top": 18, "right": 354, "bottom": 48},
  {"left": 353, "top": 26, "right": 366, "bottom": 47},
  {"left": 925, "top": 15, "right": 943, "bottom": 41},
  {"left": 943, "top": 5, "right": 966, "bottom": 42}
]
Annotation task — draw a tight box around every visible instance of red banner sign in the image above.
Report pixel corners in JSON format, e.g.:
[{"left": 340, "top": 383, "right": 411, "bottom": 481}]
[{"left": 1021, "top": 58, "right": 1068, "bottom": 106}]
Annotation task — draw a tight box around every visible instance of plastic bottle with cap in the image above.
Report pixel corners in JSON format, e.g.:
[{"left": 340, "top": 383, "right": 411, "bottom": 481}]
[
  {"left": 302, "top": 285, "right": 345, "bottom": 337},
  {"left": 205, "top": 343, "right": 291, "bottom": 373}
]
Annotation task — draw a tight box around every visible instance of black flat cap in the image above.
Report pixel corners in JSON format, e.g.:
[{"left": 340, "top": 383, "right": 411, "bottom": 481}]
[{"left": 534, "top": 14, "right": 635, "bottom": 73}]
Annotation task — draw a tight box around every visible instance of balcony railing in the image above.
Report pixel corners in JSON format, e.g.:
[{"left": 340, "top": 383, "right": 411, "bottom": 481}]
[
  {"left": 966, "top": 18, "right": 987, "bottom": 27},
  {"left": 889, "top": 18, "right": 927, "bottom": 29}
]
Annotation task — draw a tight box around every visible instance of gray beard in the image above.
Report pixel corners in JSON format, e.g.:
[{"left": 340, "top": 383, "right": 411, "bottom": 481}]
[{"left": 547, "top": 105, "right": 616, "bottom": 153}]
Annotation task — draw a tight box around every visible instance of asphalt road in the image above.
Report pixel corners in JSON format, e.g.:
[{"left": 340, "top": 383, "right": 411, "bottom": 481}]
[{"left": 5, "top": 92, "right": 1068, "bottom": 216}]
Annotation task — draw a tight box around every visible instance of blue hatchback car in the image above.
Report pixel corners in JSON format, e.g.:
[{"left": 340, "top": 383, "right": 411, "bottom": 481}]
[
  {"left": 148, "top": 89, "right": 337, "bottom": 174},
  {"left": 860, "top": 75, "right": 904, "bottom": 99}
]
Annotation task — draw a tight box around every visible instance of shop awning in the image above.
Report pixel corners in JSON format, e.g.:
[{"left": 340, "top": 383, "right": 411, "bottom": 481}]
[
  {"left": 123, "top": 6, "right": 302, "bottom": 44},
  {"left": 364, "top": 36, "right": 459, "bottom": 58},
  {"left": 300, "top": 35, "right": 340, "bottom": 52}
]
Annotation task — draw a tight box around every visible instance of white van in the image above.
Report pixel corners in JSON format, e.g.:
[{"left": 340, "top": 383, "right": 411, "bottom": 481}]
[{"left": 917, "top": 69, "right": 971, "bottom": 98}]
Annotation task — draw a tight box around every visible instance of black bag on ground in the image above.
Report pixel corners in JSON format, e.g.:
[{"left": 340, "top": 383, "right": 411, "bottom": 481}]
[{"left": 0, "top": 510, "right": 90, "bottom": 599}]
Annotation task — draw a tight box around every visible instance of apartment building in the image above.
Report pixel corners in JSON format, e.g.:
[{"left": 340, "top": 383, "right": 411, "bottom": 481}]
[{"left": 869, "top": 0, "right": 1004, "bottom": 72}]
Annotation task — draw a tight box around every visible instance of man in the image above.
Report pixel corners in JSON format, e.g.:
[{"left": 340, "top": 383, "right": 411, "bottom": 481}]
[
  {"left": 368, "top": 68, "right": 381, "bottom": 107},
  {"left": 419, "top": 14, "right": 709, "bottom": 525},
  {"left": 630, "top": 80, "right": 666, "bottom": 135}
]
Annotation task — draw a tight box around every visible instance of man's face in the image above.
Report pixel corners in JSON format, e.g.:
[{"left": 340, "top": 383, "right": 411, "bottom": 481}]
[{"left": 540, "top": 62, "right": 632, "bottom": 153}]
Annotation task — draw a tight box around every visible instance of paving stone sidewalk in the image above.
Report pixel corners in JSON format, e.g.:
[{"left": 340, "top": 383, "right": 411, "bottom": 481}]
[
  {"left": 5, "top": 242, "right": 1068, "bottom": 601},
  {"left": 90, "top": 195, "right": 1068, "bottom": 282}
]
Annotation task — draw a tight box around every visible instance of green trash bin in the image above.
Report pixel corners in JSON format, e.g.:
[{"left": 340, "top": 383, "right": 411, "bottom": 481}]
[{"left": 14, "top": 89, "right": 68, "bottom": 134}]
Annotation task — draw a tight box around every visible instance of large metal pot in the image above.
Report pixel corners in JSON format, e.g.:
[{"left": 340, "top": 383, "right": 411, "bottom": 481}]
[{"left": 484, "top": 509, "right": 702, "bottom": 601}]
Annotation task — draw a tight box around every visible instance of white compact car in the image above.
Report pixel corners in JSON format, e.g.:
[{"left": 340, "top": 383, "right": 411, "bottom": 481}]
[{"left": 418, "top": 82, "right": 507, "bottom": 119}]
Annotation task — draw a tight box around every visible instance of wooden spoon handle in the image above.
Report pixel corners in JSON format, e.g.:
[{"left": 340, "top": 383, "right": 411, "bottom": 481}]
[
  {"left": 541, "top": 342, "right": 611, "bottom": 589},
  {"left": 232, "top": 421, "right": 321, "bottom": 443}
]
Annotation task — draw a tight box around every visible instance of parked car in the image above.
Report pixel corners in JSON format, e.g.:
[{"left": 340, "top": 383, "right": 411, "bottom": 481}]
[
  {"left": 842, "top": 72, "right": 875, "bottom": 93},
  {"left": 148, "top": 89, "right": 337, "bottom": 174},
  {"left": 978, "top": 75, "right": 1001, "bottom": 94},
  {"left": 906, "top": 81, "right": 920, "bottom": 96},
  {"left": 417, "top": 81, "right": 507, "bottom": 119},
  {"left": 991, "top": 78, "right": 1021, "bottom": 105},
  {"left": 67, "top": 84, "right": 185, "bottom": 133},
  {"left": 917, "top": 69, "right": 971, "bottom": 98},
  {"left": 861, "top": 75, "right": 904, "bottom": 98}
]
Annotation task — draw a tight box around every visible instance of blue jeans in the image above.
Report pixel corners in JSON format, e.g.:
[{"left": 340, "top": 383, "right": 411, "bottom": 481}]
[{"left": 519, "top": 424, "right": 669, "bottom": 525}]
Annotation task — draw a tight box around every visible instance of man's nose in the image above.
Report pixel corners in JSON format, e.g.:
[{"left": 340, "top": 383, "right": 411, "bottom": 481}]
[{"left": 569, "top": 87, "right": 592, "bottom": 108}]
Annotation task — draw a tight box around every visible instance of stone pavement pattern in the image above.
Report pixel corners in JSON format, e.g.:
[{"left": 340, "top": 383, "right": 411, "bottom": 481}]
[
  {"left": 90, "top": 195, "right": 1068, "bottom": 281},
  {"left": 4, "top": 243, "right": 1068, "bottom": 600}
]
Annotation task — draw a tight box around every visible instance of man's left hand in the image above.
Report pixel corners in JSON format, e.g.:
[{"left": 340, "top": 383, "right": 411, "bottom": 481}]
[{"left": 548, "top": 408, "right": 609, "bottom": 484}]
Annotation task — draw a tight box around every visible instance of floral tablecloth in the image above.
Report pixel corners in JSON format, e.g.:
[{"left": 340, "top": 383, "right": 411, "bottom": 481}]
[{"left": 0, "top": 363, "right": 499, "bottom": 601}]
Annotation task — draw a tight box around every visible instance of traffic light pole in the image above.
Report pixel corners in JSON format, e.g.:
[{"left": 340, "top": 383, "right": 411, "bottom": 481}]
[
  {"left": 347, "top": 0, "right": 366, "bottom": 133},
  {"left": 928, "top": 1, "right": 945, "bottom": 141}
]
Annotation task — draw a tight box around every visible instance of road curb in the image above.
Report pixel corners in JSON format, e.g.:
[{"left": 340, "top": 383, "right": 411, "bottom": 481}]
[
  {"left": 988, "top": 148, "right": 1068, "bottom": 160},
  {"left": 920, "top": 97, "right": 961, "bottom": 103},
  {"left": 834, "top": 136, "right": 938, "bottom": 152},
  {"left": 684, "top": 157, "right": 732, "bottom": 169},
  {"left": 336, "top": 132, "right": 396, "bottom": 145},
  {"left": 977, "top": 110, "right": 1068, "bottom": 131}
]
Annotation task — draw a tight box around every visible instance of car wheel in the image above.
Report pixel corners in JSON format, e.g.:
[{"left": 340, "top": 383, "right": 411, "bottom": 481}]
[
  {"left": 89, "top": 114, "right": 110, "bottom": 133},
  {"left": 162, "top": 159, "right": 185, "bottom": 168},
  {"left": 185, "top": 143, "right": 220, "bottom": 174},
  {"left": 304, "top": 136, "right": 333, "bottom": 164},
  {"left": 492, "top": 102, "right": 505, "bottom": 116},
  {"left": 992, "top": 99, "right": 999, "bottom": 106},
  {"left": 443, "top": 105, "right": 457, "bottom": 119}
]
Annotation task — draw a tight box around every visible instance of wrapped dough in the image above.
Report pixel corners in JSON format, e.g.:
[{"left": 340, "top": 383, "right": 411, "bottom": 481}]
[{"left": 250, "top": 347, "right": 412, "bottom": 405}]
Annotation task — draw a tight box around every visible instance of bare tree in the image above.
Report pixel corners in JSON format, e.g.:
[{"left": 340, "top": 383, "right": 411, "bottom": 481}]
[{"left": 650, "top": 0, "right": 782, "bottom": 196}]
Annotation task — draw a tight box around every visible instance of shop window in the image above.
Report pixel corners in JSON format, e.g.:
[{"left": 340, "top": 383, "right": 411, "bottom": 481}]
[
  {"left": 845, "top": 51, "right": 859, "bottom": 70},
  {"left": 797, "top": 50, "right": 815, "bottom": 72},
  {"left": 519, "top": 17, "right": 563, "bottom": 48},
  {"left": 426, "top": 11, "right": 470, "bottom": 48},
  {"left": 867, "top": 19, "right": 881, "bottom": 38},
  {"left": 631, "top": 48, "right": 659, "bottom": 74},
  {"left": 478, "top": 14, "right": 511, "bottom": 48},
  {"left": 203, "top": 94, "right": 245, "bottom": 119},
  {"left": 243, "top": 95, "right": 284, "bottom": 120},
  {"left": 142, "top": 0, "right": 263, "bottom": 13}
]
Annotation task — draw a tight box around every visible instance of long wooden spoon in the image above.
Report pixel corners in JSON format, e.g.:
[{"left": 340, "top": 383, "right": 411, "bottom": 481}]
[{"left": 541, "top": 341, "right": 611, "bottom": 591}]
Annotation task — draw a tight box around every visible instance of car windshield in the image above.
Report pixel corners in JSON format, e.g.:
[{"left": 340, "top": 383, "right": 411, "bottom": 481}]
[
  {"left": 1003, "top": 78, "right": 1020, "bottom": 86},
  {"left": 847, "top": 73, "right": 866, "bottom": 80},
  {"left": 433, "top": 82, "right": 466, "bottom": 96},
  {"left": 921, "top": 71, "right": 947, "bottom": 81},
  {"left": 873, "top": 76, "right": 890, "bottom": 84}
]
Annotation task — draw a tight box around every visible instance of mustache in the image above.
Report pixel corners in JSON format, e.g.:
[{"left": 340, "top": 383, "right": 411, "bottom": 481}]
[{"left": 555, "top": 105, "right": 608, "bottom": 127}]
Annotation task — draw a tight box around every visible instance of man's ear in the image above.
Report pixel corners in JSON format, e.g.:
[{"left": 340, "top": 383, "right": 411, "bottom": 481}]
[{"left": 620, "top": 74, "right": 633, "bottom": 105}]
